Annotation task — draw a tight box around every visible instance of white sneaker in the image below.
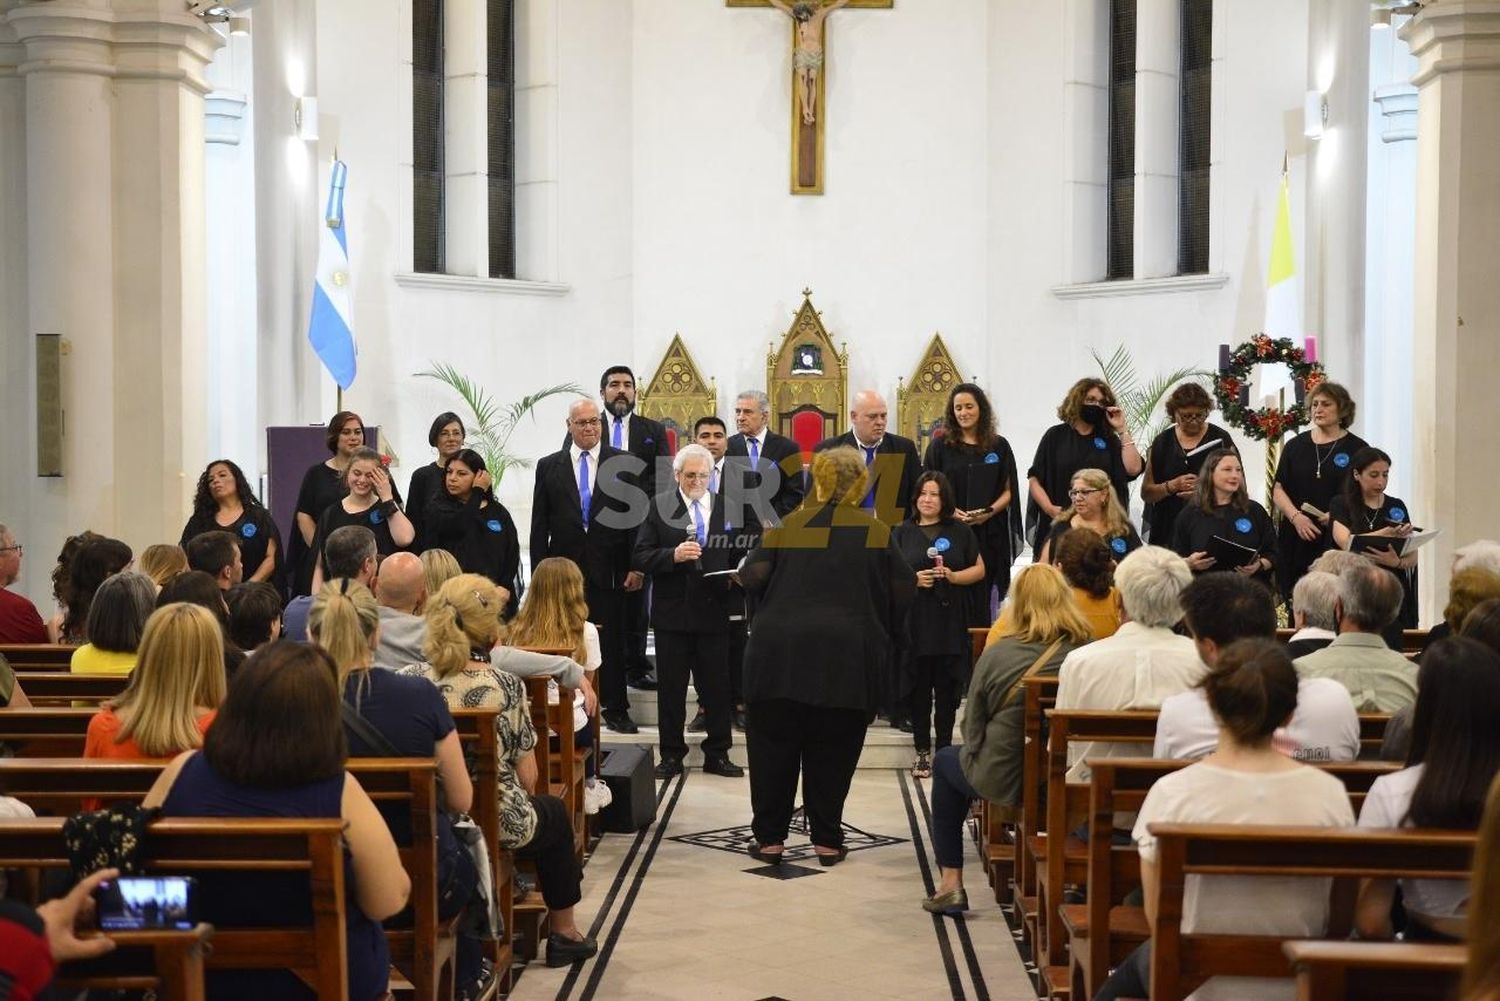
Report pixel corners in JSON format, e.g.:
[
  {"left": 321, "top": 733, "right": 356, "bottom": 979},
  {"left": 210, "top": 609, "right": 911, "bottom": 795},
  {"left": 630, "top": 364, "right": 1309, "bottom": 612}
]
[{"left": 583, "top": 778, "right": 613, "bottom": 815}]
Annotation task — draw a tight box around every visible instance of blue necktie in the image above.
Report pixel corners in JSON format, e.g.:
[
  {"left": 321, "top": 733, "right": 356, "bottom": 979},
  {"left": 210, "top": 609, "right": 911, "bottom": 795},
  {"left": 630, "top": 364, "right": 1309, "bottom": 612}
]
[
  {"left": 579, "top": 452, "right": 592, "bottom": 523},
  {"left": 710, "top": 466, "right": 719, "bottom": 494},
  {"left": 611, "top": 418, "right": 622, "bottom": 449},
  {"left": 862, "top": 446, "right": 877, "bottom": 509},
  {"left": 693, "top": 500, "right": 707, "bottom": 546},
  {"left": 749, "top": 437, "right": 760, "bottom": 467}
]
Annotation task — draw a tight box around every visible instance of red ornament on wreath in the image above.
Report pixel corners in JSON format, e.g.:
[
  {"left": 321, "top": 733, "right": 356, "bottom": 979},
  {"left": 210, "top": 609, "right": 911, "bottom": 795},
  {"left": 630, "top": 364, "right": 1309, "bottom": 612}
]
[{"left": 1213, "top": 335, "right": 1327, "bottom": 442}]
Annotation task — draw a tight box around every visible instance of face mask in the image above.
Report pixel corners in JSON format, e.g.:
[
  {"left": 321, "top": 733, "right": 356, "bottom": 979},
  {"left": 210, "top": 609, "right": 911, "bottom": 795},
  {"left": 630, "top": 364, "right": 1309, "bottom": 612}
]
[{"left": 1080, "top": 403, "right": 1106, "bottom": 425}]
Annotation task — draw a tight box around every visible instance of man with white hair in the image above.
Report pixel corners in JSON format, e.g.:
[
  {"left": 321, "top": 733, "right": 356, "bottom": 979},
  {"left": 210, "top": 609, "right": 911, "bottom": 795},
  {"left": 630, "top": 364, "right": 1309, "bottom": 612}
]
[
  {"left": 0, "top": 523, "right": 47, "bottom": 644},
  {"left": 1286, "top": 570, "right": 1341, "bottom": 658},
  {"left": 813, "top": 389, "right": 921, "bottom": 524},
  {"left": 631, "top": 444, "right": 746, "bottom": 778},
  {"left": 1295, "top": 563, "right": 1417, "bottom": 712},
  {"left": 727, "top": 390, "right": 805, "bottom": 522},
  {"left": 1454, "top": 539, "right": 1500, "bottom": 577},
  {"left": 1055, "top": 546, "right": 1200, "bottom": 782}
]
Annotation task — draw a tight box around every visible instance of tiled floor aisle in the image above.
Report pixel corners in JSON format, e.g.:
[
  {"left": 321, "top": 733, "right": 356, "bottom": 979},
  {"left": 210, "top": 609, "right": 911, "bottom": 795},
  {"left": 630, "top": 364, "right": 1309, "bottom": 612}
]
[{"left": 508, "top": 766, "right": 1037, "bottom": 1001}]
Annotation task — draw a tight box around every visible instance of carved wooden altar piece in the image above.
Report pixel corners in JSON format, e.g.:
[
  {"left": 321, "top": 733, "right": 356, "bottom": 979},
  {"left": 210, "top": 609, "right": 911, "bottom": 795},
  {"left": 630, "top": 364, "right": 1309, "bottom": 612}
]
[
  {"left": 637, "top": 334, "right": 718, "bottom": 455},
  {"left": 766, "top": 289, "right": 848, "bottom": 459}
]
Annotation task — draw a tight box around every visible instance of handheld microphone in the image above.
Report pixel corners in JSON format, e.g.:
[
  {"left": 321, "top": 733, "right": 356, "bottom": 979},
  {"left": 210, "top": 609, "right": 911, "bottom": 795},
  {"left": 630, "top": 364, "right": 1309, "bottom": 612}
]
[
  {"left": 687, "top": 526, "right": 702, "bottom": 572},
  {"left": 926, "top": 547, "right": 949, "bottom": 606}
]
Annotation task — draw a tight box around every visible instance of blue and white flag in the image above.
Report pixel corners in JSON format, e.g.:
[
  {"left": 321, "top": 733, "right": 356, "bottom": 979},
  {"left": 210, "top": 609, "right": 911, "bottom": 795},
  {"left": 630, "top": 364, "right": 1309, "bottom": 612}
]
[{"left": 308, "top": 159, "right": 356, "bottom": 390}]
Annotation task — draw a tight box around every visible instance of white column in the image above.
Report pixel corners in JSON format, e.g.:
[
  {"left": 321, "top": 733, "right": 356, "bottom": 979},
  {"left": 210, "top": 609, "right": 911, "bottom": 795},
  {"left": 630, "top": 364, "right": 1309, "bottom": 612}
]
[
  {"left": 1061, "top": 0, "right": 1108, "bottom": 284},
  {"left": 0, "top": 6, "right": 33, "bottom": 593},
  {"left": 516, "top": 0, "right": 558, "bottom": 282},
  {"left": 1403, "top": 1, "right": 1500, "bottom": 616},
  {"left": 445, "top": 0, "right": 488, "bottom": 276},
  {"left": 1304, "top": 0, "right": 1370, "bottom": 393},
  {"left": 1132, "top": 0, "right": 1180, "bottom": 278}
]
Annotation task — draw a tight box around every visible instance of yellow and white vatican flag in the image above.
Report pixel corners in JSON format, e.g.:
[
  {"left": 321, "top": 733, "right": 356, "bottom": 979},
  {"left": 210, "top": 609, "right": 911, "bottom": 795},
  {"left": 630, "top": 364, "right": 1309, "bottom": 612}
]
[
  {"left": 308, "top": 159, "right": 356, "bottom": 390},
  {"left": 1255, "top": 165, "right": 1299, "bottom": 404}
]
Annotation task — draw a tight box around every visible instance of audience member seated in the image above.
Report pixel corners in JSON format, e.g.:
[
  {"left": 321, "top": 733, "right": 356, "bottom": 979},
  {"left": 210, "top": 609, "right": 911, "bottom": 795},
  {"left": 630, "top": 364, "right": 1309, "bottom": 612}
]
[
  {"left": 184, "top": 530, "right": 244, "bottom": 592},
  {"left": 1356, "top": 637, "right": 1500, "bottom": 942},
  {"left": 1384, "top": 596, "right": 1500, "bottom": 762},
  {"left": 309, "top": 447, "right": 415, "bottom": 593},
  {"left": 60, "top": 536, "right": 132, "bottom": 644},
  {"left": 420, "top": 548, "right": 462, "bottom": 611},
  {"left": 1464, "top": 766, "right": 1500, "bottom": 1000},
  {"left": 84, "top": 602, "right": 225, "bottom": 761},
  {"left": 1095, "top": 638, "right": 1356, "bottom": 1001},
  {"left": 137, "top": 543, "right": 188, "bottom": 590},
  {"left": 0, "top": 522, "right": 48, "bottom": 643},
  {"left": 309, "top": 578, "right": 485, "bottom": 994},
  {"left": 45, "top": 530, "right": 102, "bottom": 643},
  {"left": 1036, "top": 467, "right": 1142, "bottom": 565},
  {"left": 1424, "top": 566, "right": 1500, "bottom": 652},
  {"left": 180, "top": 459, "right": 283, "bottom": 585},
  {"left": 226, "top": 581, "right": 283, "bottom": 652},
  {"left": 985, "top": 526, "right": 1118, "bottom": 644},
  {"left": 1055, "top": 545, "right": 1196, "bottom": 781},
  {"left": 370, "top": 551, "right": 428, "bottom": 668},
  {"left": 0, "top": 652, "right": 32, "bottom": 708},
  {"left": 923, "top": 564, "right": 1092, "bottom": 915},
  {"left": 144, "top": 641, "right": 408, "bottom": 1000},
  {"left": 156, "top": 571, "right": 245, "bottom": 679},
  {"left": 0, "top": 868, "right": 120, "bottom": 1001},
  {"left": 1285, "top": 570, "right": 1340, "bottom": 657},
  {"left": 398, "top": 575, "right": 598, "bottom": 967},
  {"left": 1156, "top": 573, "right": 1359, "bottom": 763},
  {"left": 69, "top": 571, "right": 155, "bottom": 676},
  {"left": 284, "top": 526, "right": 377, "bottom": 643},
  {"left": 1295, "top": 563, "right": 1417, "bottom": 712}
]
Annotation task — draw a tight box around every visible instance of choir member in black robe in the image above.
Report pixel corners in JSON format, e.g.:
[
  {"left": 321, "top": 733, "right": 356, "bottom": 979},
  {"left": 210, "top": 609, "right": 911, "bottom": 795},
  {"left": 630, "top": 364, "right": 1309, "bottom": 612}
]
[
  {"left": 181, "top": 459, "right": 283, "bottom": 590},
  {"left": 423, "top": 448, "right": 520, "bottom": 616},
  {"left": 309, "top": 447, "right": 414, "bottom": 591},
  {"left": 921, "top": 382, "right": 1020, "bottom": 625},
  {"left": 1140, "top": 382, "right": 1233, "bottom": 545},
  {"left": 1036, "top": 467, "right": 1143, "bottom": 565},
  {"left": 1328, "top": 447, "right": 1419, "bottom": 629},
  {"left": 1026, "top": 377, "right": 1143, "bottom": 550},
  {"left": 1172, "top": 447, "right": 1278, "bottom": 591},
  {"left": 1270, "top": 382, "right": 1368, "bottom": 602},
  {"left": 405, "top": 411, "right": 467, "bottom": 553}
]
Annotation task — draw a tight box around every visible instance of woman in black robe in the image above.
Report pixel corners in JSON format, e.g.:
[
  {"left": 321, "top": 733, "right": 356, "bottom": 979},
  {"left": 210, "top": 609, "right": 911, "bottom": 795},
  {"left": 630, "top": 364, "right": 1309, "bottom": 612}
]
[
  {"left": 423, "top": 449, "right": 520, "bottom": 617},
  {"left": 1172, "top": 447, "right": 1277, "bottom": 591},
  {"left": 405, "top": 411, "right": 467, "bottom": 553},
  {"left": 1026, "top": 377, "right": 1143, "bottom": 552},
  {"left": 1140, "top": 382, "right": 1233, "bottom": 545},
  {"left": 1328, "top": 447, "right": 1420, "bottom": 629},
  {"left": 180, "top": 459, "right": 284, "bottom": 591}
]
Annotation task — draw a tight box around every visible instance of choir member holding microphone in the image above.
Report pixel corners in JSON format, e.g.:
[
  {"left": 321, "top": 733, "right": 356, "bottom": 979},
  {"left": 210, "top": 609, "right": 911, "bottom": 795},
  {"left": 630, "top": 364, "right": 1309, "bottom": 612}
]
[
  {"left": 1171, "top": 448, "right": 1277, "bottom": 589},
  {"left": 1329, "top": 447, "right": 1420, "bottom": 629}
]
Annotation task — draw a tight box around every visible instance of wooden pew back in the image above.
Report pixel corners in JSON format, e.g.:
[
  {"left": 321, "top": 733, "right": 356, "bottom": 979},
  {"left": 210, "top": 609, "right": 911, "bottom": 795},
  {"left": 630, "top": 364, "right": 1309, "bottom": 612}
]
[
  {"left": 13, "top": 671, "right": 128, "bottom": 705},
  {"left": 1147, "top": 823, "right": 1474, "bottom": 1000},
  {"left": 0, "top": 644, "right": 77, "bottom": 669},
  {"left": 450, "top": 707, "right": 514, "bottom": 989},
  {"left": 1281, "top": 940, "right": 1466, "bottom": 1001},
  {"left": 1015, "top": 674, "right": 1059, "bottom": 904},
  {"left": 0, "top": 707, "right": 93, "bottom": 756}
]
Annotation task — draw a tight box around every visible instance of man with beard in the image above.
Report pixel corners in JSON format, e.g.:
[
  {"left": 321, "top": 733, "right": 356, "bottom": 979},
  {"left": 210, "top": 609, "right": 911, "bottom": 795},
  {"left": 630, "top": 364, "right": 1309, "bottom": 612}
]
[{"left": 598, "top": 366, "right": 672, "bottom": 691}]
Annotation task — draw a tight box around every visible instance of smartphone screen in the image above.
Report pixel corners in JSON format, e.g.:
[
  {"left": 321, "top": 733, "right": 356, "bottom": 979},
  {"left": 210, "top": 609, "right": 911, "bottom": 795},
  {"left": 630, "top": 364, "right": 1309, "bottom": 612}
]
[{"left": 94, "top": 876, "right": 198, "bottom": 931}]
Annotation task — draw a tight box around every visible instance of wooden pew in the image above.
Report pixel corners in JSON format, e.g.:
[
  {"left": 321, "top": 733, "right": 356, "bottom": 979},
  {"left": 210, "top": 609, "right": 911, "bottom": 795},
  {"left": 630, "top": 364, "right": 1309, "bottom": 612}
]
[
  {"left": 0, "top": 707, "right": 93, "bottom": 756},
  {"left": 0, "top": 816, "right": 352, "bottom": 999},
  {"left": 13, "top": 671, "right": 129, "bottom": 705},
  {"left": 56, "top": 925, "right": 214, "bottom": 1001},
  {"left": 1067, "top": 758, "right": 1402, "bottom": 1001},
  {"left": 0, "top": 643, "right": 76, "bottom": 669},
  {"left": 0, "top": 757, "right": 459, "bottom": 1001},
  {"left": 1282, "top": 940, "right": 1465, "bottom": 1001},
  {"left": 969, "top": 626, "right": 989, "bottom": 664},
  {"left": 1147, "top": 823, "right": 1474, "bottom": 1001},
  {"left": 1013, "top": 675, "right": 1059, "bottom": 937},
  {"left": 450, "top": 707, "right": 515, "bottom": 991}
]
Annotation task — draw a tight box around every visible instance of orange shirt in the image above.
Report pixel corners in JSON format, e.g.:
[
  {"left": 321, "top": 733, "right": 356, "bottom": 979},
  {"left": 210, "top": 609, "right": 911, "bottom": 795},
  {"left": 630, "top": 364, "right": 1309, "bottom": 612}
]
[{"left": 83, "top": 707, "right": 217, "bottom": 760}]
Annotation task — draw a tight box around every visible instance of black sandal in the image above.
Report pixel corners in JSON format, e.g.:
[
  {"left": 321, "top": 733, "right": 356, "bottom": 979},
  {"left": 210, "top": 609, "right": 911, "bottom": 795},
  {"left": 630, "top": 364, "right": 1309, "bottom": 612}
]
[{"left": 747, "top": 840, "right": 785, "bottom": 864}]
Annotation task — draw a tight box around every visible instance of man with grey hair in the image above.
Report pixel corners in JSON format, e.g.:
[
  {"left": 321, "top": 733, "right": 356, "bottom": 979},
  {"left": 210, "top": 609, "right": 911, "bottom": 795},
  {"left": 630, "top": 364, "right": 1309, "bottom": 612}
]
[
  {"left": 283, "top": 525, "right": 378, "bottom": 642},
  {"left": 0, "top": 522, "right": 47, "bottom": 643},
  {"left": 1287, "top": 570, "right": 1341, "bottom": 657},
  {"left": 1295, "top": 563, "right": 1417, "bottom": 712},
  {"left": 632, "top": 443, "right": 745, "bottom": 778},
  {"left": 1056, "top": 546, "right": 1200, "bottom": 781},
  {"left": 727, "top": 389, "right": 805, "bottom": 521},
  {"left": 813, "top": 389, "right": 921, "bottom": 524}
]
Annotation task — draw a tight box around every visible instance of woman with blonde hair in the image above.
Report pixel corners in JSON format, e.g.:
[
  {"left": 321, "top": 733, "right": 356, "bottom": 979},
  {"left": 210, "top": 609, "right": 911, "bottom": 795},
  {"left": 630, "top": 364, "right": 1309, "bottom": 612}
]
[
  {"left": 309, "top": 578, "right": 485, "bottom": 994},
  {"left": 399, "top": 574, "right": 597, "bottom": 967},
  {"left": 84, "top": 602, "right": 226, "bottom": 760},
  {"left": 923, "top": 564, "right": 1092, "bottom": 914},
  {"left": 419, "top": 548, "right": 463, "bottom": 612},
  {"left": 1036, "top": 467, "right": 1141, "bottom": 564},
  {"left": 138, "top": 544, "right": 188, "bottom": 589}
]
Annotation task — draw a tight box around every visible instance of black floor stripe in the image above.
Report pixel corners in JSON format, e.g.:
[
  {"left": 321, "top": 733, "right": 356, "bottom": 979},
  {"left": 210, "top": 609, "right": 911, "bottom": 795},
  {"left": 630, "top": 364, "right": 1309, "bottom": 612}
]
[
  {"left": 913, "top": 773, "right": 991, "bottom": 1001},
  {"left": 575, "top": 770, "right": 688, "bottom": 1001},
  {"left": 898, "top": 770, "right": 966, "bottom": 1001},
  {"left": 551, "top": 767, "right": 677, "bottom": 1001}
]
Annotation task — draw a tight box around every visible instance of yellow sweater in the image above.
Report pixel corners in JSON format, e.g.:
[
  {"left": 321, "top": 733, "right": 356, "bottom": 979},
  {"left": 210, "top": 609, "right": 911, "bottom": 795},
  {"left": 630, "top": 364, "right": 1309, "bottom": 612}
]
[
  {"left": 69, "top": 644, "right": 137, "bottom": 676},
  {"left": 986, "top": 587, "right": 1120, "bottom": 647}
]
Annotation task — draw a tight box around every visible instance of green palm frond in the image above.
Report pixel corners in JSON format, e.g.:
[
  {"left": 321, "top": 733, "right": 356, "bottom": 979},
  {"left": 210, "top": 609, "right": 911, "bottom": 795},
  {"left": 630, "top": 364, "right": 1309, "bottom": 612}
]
[
  {"left": 414, "top": 365, "right": 582, "bottom": 486},
  {"left": 495, "top": 383, "right": 585, "bottom": 438},
  {"left": 1091, "top": 347, "right": 1211, "bottom": 444},
  {"left": 1091, "top": 345, "right": 1140, "bottom": 399},
  {"left": 415, "top": 364, "right": 503, "bottom": 430}
]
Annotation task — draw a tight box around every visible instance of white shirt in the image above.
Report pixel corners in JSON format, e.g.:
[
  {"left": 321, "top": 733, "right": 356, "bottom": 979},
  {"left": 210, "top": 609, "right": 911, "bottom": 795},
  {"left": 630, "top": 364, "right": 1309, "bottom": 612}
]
[
  {"left": 1288, "top": 626, "right": 1337, "bottom": 645},
  {"left": 1153, "top": 678, "right": 1361, "bottom": 763},
  {"left": 1357, "top": 764, "right": 1470, "bottom": 924},
  {"left": 1133, "top": 762, "right": 1354, "bottom": 1001},
  {"left": 1055, "top": 621, "right": 1204, "bottom": 781},
  {"left": 604, "top": 412, "right": 631, "bottom": 448},
  {"left": 569, "top": 442, "right": 602, "bottom": 493},
  {"left": 679, "top": 489, "right": 713, "bottom": 525}
]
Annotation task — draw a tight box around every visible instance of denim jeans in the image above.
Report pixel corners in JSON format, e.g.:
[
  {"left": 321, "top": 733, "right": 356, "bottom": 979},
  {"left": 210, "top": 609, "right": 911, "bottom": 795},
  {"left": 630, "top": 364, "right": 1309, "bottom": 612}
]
[{"left": 930, "top": 745, "right": 979, "bottom": 870}]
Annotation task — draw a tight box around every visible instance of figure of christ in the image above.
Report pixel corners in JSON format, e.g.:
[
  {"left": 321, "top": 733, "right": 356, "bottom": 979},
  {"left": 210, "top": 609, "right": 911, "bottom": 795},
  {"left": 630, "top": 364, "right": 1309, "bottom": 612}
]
[{"left": 768, "top": 0, "right": 853, "bottom": 125}]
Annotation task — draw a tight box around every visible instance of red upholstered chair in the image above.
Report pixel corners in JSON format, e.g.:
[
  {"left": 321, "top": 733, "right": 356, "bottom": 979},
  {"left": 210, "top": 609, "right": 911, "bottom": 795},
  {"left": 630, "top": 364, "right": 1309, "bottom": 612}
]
[
  {"left": 664, "top": 427, "right": 678, "bottom": 455},
  {"left": 789, "top": 410, "right": 825, "bottom": 462}
]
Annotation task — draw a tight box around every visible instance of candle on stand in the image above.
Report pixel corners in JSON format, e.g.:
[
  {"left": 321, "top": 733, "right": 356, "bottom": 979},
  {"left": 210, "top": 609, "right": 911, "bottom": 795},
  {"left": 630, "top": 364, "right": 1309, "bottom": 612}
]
[
  {"left": 1303, "top": 336, "right": 1318, "bottom": 363},
  {"left": 1238, "top": 384, "right": 1251, "bottom": 407},
  {"left": 1219, "top": 344, "right": 1232, "bottom": 372},
  {"left": 1294, "top": 379, "right": 1306, "bottom": 404}
]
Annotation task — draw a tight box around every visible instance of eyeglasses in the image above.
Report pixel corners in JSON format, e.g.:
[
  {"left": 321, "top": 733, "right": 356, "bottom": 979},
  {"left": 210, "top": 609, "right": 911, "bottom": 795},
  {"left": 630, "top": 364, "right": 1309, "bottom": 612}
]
[
  {"left": 1068, "top": 488, "right": 1103, "bottom": 499},
  {"left": 1177, "top": 412, "right": 1208, "bottom": 423},
  {"left": 680, "top": 472, "right": 711, "bottom": 481},
  {"left": 571, "top": 418, "right": 602, "bottom": 428},
  {"left": 437, "top": 430, "right": 464, "bottom": 439}
]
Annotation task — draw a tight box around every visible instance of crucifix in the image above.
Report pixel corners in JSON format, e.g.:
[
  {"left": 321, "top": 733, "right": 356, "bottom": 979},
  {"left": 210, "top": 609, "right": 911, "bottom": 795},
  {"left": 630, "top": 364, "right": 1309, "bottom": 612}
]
[{"left": 728, "top": 0, "right": 894, "bottom": 195}]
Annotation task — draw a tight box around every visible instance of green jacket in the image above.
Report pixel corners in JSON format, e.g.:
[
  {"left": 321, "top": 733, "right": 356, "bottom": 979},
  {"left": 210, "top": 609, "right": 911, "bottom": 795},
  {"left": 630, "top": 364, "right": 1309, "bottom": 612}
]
[{"left": 960, "top": 637, "right": 1078, "bottom": 804}]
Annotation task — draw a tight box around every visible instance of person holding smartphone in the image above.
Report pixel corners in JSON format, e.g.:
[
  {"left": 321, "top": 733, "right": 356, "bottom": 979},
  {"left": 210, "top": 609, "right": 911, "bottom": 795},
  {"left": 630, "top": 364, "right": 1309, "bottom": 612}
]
[
  {"left": 0, "top": 868, "right": 121, "bottom": 1001},
  {"left": 1329, "top": 446, "right": 1419, "bottom": 628}
]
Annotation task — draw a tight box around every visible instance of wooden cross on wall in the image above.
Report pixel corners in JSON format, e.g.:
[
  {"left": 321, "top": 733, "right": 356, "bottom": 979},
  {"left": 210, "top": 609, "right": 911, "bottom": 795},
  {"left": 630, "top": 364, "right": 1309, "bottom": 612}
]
[{"left": 727, "top": 0, "right": 894, "bottom": 195}]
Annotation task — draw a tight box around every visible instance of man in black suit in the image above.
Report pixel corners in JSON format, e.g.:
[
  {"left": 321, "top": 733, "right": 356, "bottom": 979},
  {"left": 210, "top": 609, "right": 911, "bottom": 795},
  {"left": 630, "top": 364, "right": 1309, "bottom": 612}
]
[
  {"left": 531, "top": 397, "right": 645, "bottom": 733},
  {"left": 1285, "top": 570, "right": 1340, "bottom": 658},
  {"left": 599, "top": 366, "right": 672, "bottom": 691},
  {"left": 632, "top": 444, "right": 746, "bottom": 779},
  {"left": 813, "top": 389, "right": 921, "bottom": 525},
  {"left": 727, "top": 389, "right": 806, "bottom": 524}
]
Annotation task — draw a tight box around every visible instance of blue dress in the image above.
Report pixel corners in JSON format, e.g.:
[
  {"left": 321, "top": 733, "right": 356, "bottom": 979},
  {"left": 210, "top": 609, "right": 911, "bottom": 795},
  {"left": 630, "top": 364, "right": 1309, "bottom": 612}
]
[{"left": 161, "top": 753, "right": 389, "bottom": 1001}]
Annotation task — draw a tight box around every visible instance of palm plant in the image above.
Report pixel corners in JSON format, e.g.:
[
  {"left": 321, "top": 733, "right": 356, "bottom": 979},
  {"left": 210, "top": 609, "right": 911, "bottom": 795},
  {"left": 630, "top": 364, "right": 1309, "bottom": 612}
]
[
  {"left": 415, "top": 363, "right": 583, "bottom": 485},
  {"left": 1090, "top": 345, "right": 1210, "bottom": 447}
]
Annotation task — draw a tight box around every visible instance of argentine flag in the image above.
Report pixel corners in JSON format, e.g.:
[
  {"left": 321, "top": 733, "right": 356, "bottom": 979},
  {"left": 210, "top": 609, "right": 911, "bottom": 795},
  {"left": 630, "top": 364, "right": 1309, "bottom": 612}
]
[{"left": 308, "top": 159, "right": 356, "bottom": 390}]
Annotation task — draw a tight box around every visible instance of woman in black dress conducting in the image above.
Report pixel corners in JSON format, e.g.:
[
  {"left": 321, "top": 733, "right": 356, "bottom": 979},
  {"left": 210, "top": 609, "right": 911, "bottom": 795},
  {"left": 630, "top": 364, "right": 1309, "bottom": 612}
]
[
  {"left": 741, "top": 446, "right": 916, "bottom": 865},
  {"left": 1270, "top": 382, "right": 1368, "bottom": 602},
  {"left": 423, "top": 448, "right": 520, "bottom": 615},
  {"left": 892, "top": 472, "right": 985, "bottom": 780},
  {"left": 922, "top": 382, "right": 1019, "bottom": 624}
]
